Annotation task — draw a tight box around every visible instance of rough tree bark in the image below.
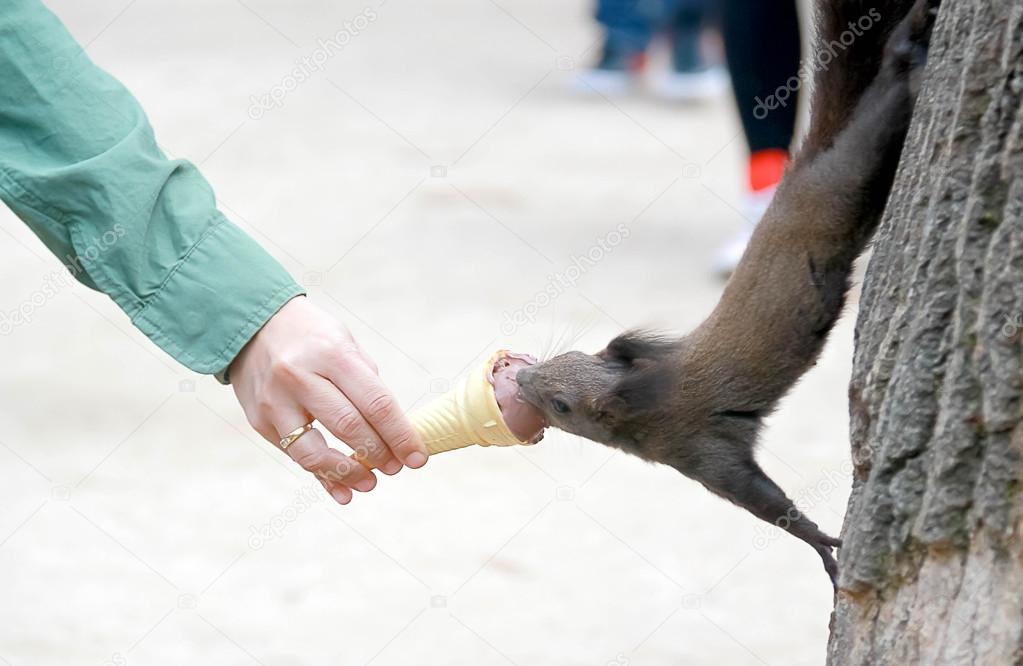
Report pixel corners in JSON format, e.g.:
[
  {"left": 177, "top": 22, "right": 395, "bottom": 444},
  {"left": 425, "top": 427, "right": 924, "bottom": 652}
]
[{"left": 828, "top": 1, "right": 1023, "bottom": 664}]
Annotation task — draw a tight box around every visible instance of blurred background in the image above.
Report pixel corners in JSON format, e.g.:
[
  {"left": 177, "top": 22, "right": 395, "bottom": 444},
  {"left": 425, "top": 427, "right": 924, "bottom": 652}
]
[{"left": 0, "top": 0, "right": 855, "bottom": 664}]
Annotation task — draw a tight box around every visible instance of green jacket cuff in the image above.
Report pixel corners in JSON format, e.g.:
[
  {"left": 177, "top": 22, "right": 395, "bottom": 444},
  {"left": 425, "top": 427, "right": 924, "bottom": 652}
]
[{"left": 126, "top": 214, "right": 305, "bottom": 378}]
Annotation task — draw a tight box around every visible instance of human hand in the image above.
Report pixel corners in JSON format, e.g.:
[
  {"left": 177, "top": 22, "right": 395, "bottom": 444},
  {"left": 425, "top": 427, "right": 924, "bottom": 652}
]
[{"left": 229, "top": 296, "right": 427, "bottom": 504}]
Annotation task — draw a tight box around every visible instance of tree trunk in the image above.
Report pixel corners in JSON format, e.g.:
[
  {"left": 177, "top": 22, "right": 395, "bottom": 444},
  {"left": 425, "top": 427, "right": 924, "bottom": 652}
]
[{"left": 827, "top": 1, "right": 1023, "bottom": 663}]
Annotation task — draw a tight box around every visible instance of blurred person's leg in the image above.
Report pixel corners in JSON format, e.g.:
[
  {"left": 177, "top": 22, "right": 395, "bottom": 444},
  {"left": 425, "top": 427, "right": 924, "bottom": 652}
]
[
  {"left": 596, "top": 0, "right": 654, "bottom": 64},
  {"left": 670, "top": 0, "right": 705, "bottom": 71},
  {"left": 713, "top": 0, "right": 801, "bottom": 274},
  {"left": 650, "top": 0, "right": 730, "bottom": 100},
  {"left": 576, "top": 0, "right": 655, "bottom": 94}
]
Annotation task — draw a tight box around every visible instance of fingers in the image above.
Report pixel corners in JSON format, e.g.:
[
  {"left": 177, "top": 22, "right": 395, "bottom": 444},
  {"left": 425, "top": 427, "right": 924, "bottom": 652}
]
[
  {"left": 316, "top": 477, "right": 352, "bottom": 506},
  {"left": 302, "top": 376, "right": 403, "bottom": 474},
  {"left": 323, "top": 353, "right": 428, "bottom": 469},
  {"left": 288, "top": 428, "right": 373, "bottom": 501},
  {"left": 351, "top": 338, "right": 380, "bottom": 375},
  {"left": 228, "top": 297, "right": 426, "bottom": 506},
  {"left": 272, "top": 412, "right": 377, "bottom": 504}
]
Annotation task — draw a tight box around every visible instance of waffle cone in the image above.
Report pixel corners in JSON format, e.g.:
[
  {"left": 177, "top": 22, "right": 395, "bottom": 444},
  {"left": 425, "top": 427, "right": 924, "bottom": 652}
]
[{"left": 411, "top": 352, "right": 529, "bottom": 455}]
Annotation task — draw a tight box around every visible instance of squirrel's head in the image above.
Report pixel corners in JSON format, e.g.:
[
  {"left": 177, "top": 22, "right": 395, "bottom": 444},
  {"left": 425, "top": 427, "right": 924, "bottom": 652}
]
[{"left": 516, "top": 331, "right": 676, "bottom": 449}]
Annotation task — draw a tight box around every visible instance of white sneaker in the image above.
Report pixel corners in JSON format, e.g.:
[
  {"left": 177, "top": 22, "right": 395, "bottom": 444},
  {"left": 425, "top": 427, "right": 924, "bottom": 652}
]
[
  {"left": 713, "top": 186, "right": 776, "bottom": 277},
  {"left": 649, "top": 66, "right": 729, "bottom": 102},
  {"left": 572, "top": 68, "right": 634, "bottom": 96}
]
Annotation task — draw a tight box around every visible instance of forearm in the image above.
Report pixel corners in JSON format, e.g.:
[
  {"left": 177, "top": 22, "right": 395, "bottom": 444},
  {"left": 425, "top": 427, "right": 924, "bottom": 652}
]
[{"left": 0, "top": 0, "right": 303, "bottom": 375}]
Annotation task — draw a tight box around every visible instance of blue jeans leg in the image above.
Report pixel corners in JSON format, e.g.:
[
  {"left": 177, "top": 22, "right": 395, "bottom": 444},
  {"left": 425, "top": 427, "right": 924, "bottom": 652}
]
[{"left": 595, "top": 0, "right": 655, "bottom": 66}]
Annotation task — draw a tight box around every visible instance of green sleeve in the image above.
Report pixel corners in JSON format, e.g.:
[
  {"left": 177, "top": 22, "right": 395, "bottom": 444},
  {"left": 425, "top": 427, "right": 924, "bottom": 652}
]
[{"left": 0, "top": 0, "right": 305, "bottom": 377}]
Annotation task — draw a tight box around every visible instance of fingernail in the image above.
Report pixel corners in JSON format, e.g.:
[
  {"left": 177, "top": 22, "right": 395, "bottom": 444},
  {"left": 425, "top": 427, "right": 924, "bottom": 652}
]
[
  {"left": 381, "top": 459, "right": 402, "bottom": 475},
  {"left": 354, "top": 477, "right": 376, "bottom": 492},
  {"left": 330, "top": 488, "right": 351, "bottom": 505},
  {"left": 406, "top": 451, "right": 428, "bottom": 469}
]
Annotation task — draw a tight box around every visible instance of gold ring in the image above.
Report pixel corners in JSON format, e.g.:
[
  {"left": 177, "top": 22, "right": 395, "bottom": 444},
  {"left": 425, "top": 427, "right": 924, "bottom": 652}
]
[{"left": 279, "top": 423, "right": 314, "bottom": 450}]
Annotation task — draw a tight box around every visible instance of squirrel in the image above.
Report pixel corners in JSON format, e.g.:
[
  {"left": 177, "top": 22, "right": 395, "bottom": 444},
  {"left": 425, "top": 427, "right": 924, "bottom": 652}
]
[{"left": 516, "top": 0, "right": 940, "bottom": 585}]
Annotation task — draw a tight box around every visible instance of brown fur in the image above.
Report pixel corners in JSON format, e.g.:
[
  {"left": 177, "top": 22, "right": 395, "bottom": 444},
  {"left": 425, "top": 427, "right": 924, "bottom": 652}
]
[{"left": 517, "top": 0, "right": 940, "bottom": 585}]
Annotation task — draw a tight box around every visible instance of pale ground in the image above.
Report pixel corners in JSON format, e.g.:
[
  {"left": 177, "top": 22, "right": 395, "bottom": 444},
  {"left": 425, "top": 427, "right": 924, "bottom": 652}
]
[{"left": 0, "top": 1, "right": 856, "bottom": 664}]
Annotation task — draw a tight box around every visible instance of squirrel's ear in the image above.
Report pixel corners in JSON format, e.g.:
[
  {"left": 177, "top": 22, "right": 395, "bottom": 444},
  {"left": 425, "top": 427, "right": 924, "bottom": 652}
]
[
  {"left": 599, "top": 330, "right": 675, "bottom": 365},
  {"left": 595, "top": 331, "right": 673, "bottom": 425}
]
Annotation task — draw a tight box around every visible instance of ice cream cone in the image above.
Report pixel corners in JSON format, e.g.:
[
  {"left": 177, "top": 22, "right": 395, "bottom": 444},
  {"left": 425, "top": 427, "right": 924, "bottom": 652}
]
[{"left": 411, "top": 351, "right": 537, "bottom": 455}]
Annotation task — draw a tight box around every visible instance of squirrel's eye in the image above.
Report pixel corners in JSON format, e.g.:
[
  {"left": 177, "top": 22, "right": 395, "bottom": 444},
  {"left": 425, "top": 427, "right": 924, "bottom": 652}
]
[{"left": 551, "top": 398, "right": 570, "bottom": 414}]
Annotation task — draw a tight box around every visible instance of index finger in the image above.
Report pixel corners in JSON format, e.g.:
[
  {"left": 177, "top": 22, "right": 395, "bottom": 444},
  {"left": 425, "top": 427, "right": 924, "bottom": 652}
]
[{"left": 323, "top": 357, "right": 427, "bottom": 468}]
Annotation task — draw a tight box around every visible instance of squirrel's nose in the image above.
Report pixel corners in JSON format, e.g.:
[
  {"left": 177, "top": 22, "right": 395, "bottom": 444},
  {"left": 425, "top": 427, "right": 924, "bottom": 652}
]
[{"left": 516, "top": 366, "right": 535, "bottom": 388}]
